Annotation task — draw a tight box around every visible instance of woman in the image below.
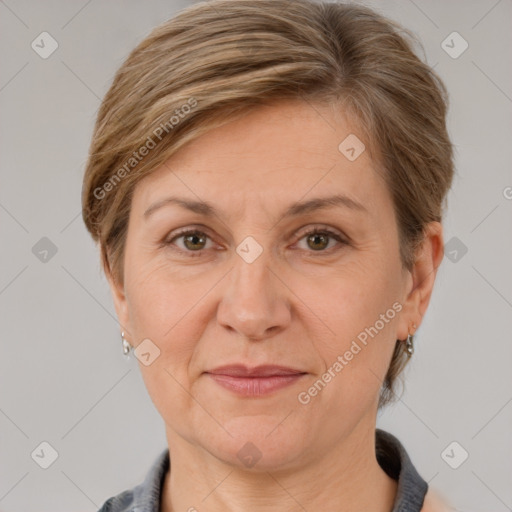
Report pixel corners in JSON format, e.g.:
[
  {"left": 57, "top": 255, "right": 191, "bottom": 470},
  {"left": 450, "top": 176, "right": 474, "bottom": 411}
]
[{"left": 82, "top": 0, "right": 455, "bottom": 510}]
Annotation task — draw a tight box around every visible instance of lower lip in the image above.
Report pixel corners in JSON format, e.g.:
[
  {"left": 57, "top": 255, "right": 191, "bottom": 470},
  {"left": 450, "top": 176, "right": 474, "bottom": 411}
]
[{"left": 206, "top": 373, "right": 306, "bottom": 396}]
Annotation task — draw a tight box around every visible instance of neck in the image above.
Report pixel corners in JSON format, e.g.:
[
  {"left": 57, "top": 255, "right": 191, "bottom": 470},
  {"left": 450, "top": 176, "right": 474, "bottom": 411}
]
[{"left": 161, "top": 422, "right": 397, "bottom": 512}]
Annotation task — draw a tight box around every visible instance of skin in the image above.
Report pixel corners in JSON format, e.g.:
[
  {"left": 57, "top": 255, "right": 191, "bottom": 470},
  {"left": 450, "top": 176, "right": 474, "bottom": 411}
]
[{"left": 106, "top": 99, "right": 444, "bottom": 511}]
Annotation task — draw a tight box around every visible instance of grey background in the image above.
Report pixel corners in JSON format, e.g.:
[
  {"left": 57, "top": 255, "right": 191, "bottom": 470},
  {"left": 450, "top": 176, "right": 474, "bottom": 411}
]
[{"left": 1, "top": 0, "right": 511, "bottom": 510}]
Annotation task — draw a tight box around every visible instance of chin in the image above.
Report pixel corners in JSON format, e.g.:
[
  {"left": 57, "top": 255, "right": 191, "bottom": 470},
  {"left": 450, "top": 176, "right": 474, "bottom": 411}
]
[{"left": 206, "top": 415, "right": 310, "bottom": 472}]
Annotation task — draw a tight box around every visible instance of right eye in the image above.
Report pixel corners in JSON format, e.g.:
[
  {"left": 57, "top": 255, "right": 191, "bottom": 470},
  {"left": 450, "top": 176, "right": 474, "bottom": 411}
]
[{"left": 164, "top": 228, "right": 215, "bottom": 256}]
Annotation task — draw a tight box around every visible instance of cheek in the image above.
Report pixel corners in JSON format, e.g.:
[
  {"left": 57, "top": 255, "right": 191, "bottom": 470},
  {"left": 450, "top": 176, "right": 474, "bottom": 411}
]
[
  {"left": 126, "top": 256, "right": 202, "bottom": 338},
  {"left": 126, "top": 263, "right": 205, "bottom": 427},
  {"left": 123, "top": 260, "right": 206, "bottom": 398},
  {"left": 311, "top": 253, "right": 403, "bottom": 396},
  {"left": 321, "top": 252, "right": 402, "bottom": 336}
]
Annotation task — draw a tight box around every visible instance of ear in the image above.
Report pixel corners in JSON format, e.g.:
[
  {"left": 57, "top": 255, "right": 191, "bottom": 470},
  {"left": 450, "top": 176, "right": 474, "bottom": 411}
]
[
  {"left": 396, "top": 221, "right": 444, "bottom": 341},
  {"left": 102, "top": 249, "right": 132, "bottom": 340}
]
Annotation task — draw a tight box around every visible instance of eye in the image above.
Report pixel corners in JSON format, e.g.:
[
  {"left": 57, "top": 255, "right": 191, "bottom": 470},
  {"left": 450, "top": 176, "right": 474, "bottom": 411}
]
[
  {"left": 164, "top": 228, "right": 214, "bottom": 255},
  {"left": 294, "top": 227, "right": 348, "bottom": 254},
  {"left": 162, "top": 225, "right": 348, "bottom": 257}
]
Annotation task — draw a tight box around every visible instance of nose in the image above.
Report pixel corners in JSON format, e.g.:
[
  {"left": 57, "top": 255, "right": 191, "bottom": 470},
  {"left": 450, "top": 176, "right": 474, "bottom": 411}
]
[{"left": 217, "top": 251, "right": 291, "bottom": 341}]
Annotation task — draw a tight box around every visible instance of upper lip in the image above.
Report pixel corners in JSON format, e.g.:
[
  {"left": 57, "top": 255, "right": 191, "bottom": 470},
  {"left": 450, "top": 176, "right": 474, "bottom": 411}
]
[{"left": 206, "top": 364, "right": 306, "bottom": 377}]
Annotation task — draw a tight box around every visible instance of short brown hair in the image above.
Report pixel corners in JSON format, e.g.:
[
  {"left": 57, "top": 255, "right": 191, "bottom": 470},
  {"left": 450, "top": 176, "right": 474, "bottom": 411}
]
[{"left": 82, "top": 0, "right": 454, "bottom": 408}]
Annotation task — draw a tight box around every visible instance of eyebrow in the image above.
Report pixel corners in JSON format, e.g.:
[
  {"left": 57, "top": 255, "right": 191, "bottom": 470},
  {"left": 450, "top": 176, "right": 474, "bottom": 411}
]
[{"left": 143, "top": 193, "right": 368, "bottom": 220}]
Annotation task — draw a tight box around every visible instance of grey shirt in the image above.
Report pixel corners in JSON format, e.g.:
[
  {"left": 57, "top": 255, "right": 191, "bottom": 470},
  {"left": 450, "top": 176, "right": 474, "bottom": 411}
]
[{"left": 98, "top": 428, "right": 428, "bottom": 512}]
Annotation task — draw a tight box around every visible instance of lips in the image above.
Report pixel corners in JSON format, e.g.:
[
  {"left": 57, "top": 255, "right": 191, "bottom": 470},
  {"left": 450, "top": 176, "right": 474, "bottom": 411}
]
[
  {"left": 204, "top": 364, "right": 307, "bottom": 396},
  {"left": 206, "top": 364, "right": 306, "bottom": 377}
]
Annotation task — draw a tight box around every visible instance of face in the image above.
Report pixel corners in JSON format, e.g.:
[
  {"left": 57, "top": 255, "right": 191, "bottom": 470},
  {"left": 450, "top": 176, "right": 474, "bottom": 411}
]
[{"left": 109, "top": 99, "right": 440, "bottom": 471}]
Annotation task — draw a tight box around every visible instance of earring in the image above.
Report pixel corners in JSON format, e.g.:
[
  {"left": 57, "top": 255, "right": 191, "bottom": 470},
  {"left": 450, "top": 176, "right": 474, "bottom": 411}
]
[
  {"left": 405, "top": 334, "right": 414, "bottom": 357},
  {"left": 405, "top": 323, "right": 417, "bottom": 357},
  {"left": 121, "top": 331, "right": 132, "bottom": 355}
]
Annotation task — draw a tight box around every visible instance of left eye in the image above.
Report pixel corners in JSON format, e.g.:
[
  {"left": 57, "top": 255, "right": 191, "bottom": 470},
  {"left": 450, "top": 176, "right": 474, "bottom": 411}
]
[
  {"left": 294, "top": 228, "right": 346, "bottom": 252},
  {"left": 164, "top": 227, "right": 346, "bottom": 255}
]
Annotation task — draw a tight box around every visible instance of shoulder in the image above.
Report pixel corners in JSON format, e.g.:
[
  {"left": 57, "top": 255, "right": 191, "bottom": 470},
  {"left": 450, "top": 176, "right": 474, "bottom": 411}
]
[
  {"left": 97, "top": 448, "right": 170, "bottom": 512},
  {"left": 97, "top": 489, "right": 135, "bottom": 512},
  {"left": 421, "top": 488, "right": 456, "bottom": 512}
]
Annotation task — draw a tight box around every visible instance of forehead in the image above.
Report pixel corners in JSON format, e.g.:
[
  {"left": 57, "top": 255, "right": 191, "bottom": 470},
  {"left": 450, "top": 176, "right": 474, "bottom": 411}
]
[{"left": 132, "top": 99, "right": 390, "bottom": 219}]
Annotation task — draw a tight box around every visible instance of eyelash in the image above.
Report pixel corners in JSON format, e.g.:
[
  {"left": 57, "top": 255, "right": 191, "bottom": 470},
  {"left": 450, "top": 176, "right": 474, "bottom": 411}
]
[{"left": 162, "top": 226, "right": 348, "bottom": 257}]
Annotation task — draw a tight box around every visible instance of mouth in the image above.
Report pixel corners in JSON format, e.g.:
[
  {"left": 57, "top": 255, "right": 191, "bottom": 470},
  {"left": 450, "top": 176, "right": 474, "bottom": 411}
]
[{"left": 204, "top": 364, "right": 307, "bottom": 397}]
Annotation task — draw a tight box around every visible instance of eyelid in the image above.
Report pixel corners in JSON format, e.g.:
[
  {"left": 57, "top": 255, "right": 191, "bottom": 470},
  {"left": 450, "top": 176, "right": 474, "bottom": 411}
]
[{"left": 294, "top": 224, "right": 348, "bottom": 241}]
